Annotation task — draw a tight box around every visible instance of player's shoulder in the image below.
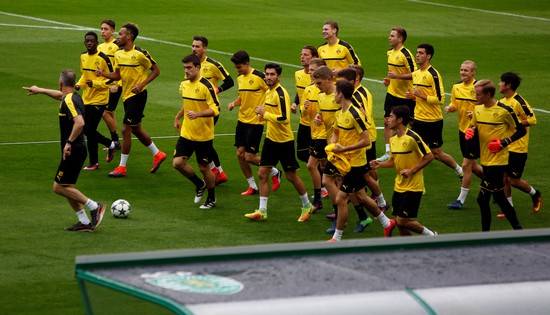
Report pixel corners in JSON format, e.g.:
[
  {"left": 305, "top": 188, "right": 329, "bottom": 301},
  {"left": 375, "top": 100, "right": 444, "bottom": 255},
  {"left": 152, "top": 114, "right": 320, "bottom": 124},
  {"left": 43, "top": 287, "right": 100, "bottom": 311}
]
[
  {"left": 252, "top": 69, "right": 265, "bottom": 79},
  {"left": 338, "top": 39, "right": 353, "bottom": 49},
  {"left": 496, "top": 101, "right": 515, "bottom": 114},
  {"left": 317, "top": 41, "right": 328, "bottom": 49},
  {"left": 199, "top": 77, "right": 215, "bottom": 89},
  {"left": 205, "top": 56, "right": 223, "bottom": 68},
  {"left": 427, "top": 65, "right": 442, "bottom": 79},
  {"left": 405, "top": 128, "right": 423, "bottom": 143},
  {"left": 513, "top": 93, "right": 528, "bottom": 105},
  {"left": 400, "top": 47, "right": 414, "bottom": 58}
]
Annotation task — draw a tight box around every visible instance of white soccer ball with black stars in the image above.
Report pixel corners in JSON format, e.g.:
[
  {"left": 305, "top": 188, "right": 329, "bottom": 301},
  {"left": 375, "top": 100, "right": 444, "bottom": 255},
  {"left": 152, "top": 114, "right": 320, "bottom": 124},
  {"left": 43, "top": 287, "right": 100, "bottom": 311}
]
[{"left": 111, "top": 199, "right": 131, "bottom": 218}]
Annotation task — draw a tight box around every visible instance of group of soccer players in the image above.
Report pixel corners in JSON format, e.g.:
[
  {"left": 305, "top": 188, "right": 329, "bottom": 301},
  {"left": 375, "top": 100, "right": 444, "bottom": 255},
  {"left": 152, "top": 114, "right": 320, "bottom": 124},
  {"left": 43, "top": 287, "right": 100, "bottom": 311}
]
[{"left": 23, "top": 19, "right": 543, "bottom": 241}]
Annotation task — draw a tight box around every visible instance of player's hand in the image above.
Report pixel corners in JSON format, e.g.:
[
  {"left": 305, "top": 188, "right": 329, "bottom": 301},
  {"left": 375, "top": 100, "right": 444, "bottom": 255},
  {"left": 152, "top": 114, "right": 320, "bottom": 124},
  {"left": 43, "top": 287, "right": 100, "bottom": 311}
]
[
  {"left": 413, "top": 88, "right": 426, "bottom": 100},
  {"left": 464, "top": 128, "right": 475, "bottom": 140},
  {"left": 63, "top": 143, "right": 72, "bottom": 160},
  {"left": 174, "top": 119, "right": 181, "bottom": 130},
  {"left": 487, "top": 139, "right": 503, "bottom": 153},
  {"left": 331, "top": 143, "right": 345, "bottom": 153},
  {"left": 86, "top": 80, "right": 93, "bottom": 88},
  {"left": 22, "top": 86, "right": 40, "bottom": 95},
  {"left": 466, "top": 110, "right": 473, "bottom": 119},
  {"left": 214, "top": 86, "right": 219, "bottom": 95},
  {"left": 369, "top": 160, "right": 380, "bottom": 169},
  {"left": 95, "top": 69, "right": 104, "bottom": 77},
  {"left": 387, "top": 71, "right": 397, "bottom": 79},
  {"left": 228, "top": 102, "right": 236, "bottom": 111},
  {"left": 314, "top": 113, "right": 323, "bottom": 125},
  {"left": 400, "top": 168, "right": 413, "bottom": 178},
  {"left": 405, "top": 89, "right": 415, "bottom": 100},
  {"left": 255, "top": 105, "right": 265, "bottom": 116},
  {"left": 383, "top": 77, "right": 390, "bottom": 86},
  {"left": 131, "top": 83, "right": 143, "bottom": 94},
  {"left": 186, "top": 111, "right": 198, "bottom": 120},
  {"left": 290, "top": 103, "right": 297, "bottom": 113},
  {"left": 109, "top": 85, "right": 119, "bottom": 93},
  {"left": 75, "top": 84, "right": 80, "bottom": 91},
  {"left": 303, "top": 100, "right": 310, "bottom": 110},
  {"left": 445, "top": 105, "right": 456, "bottom": 113}
]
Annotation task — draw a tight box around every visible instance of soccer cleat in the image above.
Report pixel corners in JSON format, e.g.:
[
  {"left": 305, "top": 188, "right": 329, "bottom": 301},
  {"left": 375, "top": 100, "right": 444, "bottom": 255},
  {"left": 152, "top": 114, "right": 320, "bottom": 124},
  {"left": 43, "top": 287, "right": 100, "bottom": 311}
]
[
  {"left": 90, "top": 203, "right": 106, "bottom": 229},
  {"left": 65, "top": 222, "right": 94, "bottom": 232},
  {"left": 376, "top": 152, "right": 390, "bottom": 162},
  {"left": 194, "top": 184, "right": 207, "bottom": 204},
  {"left": 532, "top": 190, "right": 543, "bottom": 213},
  {"left": 215, "top": 171, "right": 228, "bottom": 185},
  {"left": 211, "top": 167, "right": 220, "bottom": 177},
  {"left": 271, "top": 169, "right": 282, "bottom": 192},
  {"left": 108, "top": 165, "right": 127, "bottom": 177},
  {"left": 244, "top": 210, "right": 267, "bottom": 221},
  {"left": 384, "top": 218, "right": 397, "bottom": 237},
  {"left": 326, "top": 211, "right": 336, "bottom": 221},
  {"left": 447, "top": 200, "right": 464, "bottom": 210},
  {"left": 150, "top": 151, "right": 167, "bottom": 173},
  {"left": 105, "top": 141, "right": 120, "bottom": 163},
  {"left": 321, "top": 187, "right": 329, "bottom": 198},
  {"left": 354, "top": 217, "right": 374, "bottom": 233},
  {"left": 297, "top": 204, "right": 314, "bottom": 222},
  {"left": 325, "top": 221, "right": 336, "bottom": 234},
  {"left": 199, "top": 198, "right": 216, "bottom": 209},
  {"left": 496, "top": 211, "right": 506, "bottom": 220},
  {"left": 83, "top": 163, "right": 99, "bottom": 171},
  {"left": 379, "top": 204, "right": 390, "bottom": 213},
  {"left": 312, "top": 199, "right": 323, "bottom": 213},
  {"left": 240, "top": 187, "right": 258, "bottom": 196}
]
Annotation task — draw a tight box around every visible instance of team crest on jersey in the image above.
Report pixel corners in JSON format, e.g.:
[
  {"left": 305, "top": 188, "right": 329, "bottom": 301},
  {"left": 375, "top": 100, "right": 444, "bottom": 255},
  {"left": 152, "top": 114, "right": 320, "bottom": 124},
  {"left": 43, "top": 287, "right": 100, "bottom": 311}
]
[
  {"left": 195, "top": 88, "right": 200, "bottom": 93},
  {"left": 336, "top": 49, "right": 341, "bottom": 54},
  {"left": 131, "top": 55, "right": 137, "bottom": 60},
  {"left": 249, "top": 79, "right": 254, "bottom": 85},
  {"left": 141, "top": 271, "right": 244, "bottom": 295}
]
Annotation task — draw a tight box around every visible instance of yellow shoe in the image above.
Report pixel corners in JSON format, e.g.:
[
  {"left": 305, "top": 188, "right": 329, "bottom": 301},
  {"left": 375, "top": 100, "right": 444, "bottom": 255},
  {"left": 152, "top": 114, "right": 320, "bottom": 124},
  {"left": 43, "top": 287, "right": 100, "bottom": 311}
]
[
  {"left": 244, "top": 210, "right": 267, "bottom": 221},
  {"left": 297, "top": 204, "right": 313, "bottom": 222}
]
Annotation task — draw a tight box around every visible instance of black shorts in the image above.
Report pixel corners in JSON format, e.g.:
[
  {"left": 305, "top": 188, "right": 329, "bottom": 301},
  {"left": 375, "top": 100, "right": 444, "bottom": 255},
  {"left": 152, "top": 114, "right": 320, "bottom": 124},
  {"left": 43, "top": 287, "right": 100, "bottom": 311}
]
[
  {"left": 234, "top": 121, "right": 263, "bottom": 154},
  {"left": 459, "top": 130, "right": 480, "bottom": 159},
  {"left": 480, "top": 165, "right": 506, "bottom": 192},
  {"left": 366, "top": 141, "right": 377, "bottom": 162},
  {"left": 54, "top": 143, "right": 87, "bottom": 185},
  {"left": 260, "top": 138, "right": 299, "bottom": 171},
  {"left": 384, "top": 93, "right": 416, "bottom": 118},
  {"left": 323, "top": 161, "right": 341, "bottom": 177},
  {"left": 309, "top": 139, "right": 328, "bottom": 159},
  {"left": 174, "top": 137, "right": 213, "bottom": 165},
  {"left": 296, "top": 124, "right": 312, "bottom": 159},
  {"left": 340, "top": 164, "right": 369, "bottom": 193},
  {"left": 106, "top": 86, "right": 122, "bottom": 112},
  {"left": 507, "top": 152, "right": 528, "bottom": 179},
  {"left": 392, "top": 191, "right": 423, "bottom": 219},
  {"left": 412, "top": 119, "right": 443, "bottom": 149},
  {"left": 123, "top": 90, "right": 147, "bottom": 125}
]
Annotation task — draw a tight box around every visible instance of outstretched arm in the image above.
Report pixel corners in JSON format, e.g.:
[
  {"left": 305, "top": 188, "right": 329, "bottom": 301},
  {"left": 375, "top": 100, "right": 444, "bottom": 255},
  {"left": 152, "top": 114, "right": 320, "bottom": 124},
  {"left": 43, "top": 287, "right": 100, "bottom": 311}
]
[{"left": 22, "top": 86, "right": 63, "bottom": 100}]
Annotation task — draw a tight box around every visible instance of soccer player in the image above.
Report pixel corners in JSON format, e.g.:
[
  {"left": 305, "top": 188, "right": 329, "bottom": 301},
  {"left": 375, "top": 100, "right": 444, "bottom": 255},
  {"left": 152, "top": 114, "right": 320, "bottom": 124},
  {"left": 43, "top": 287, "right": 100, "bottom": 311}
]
[
  {"left": 75, "top": 31, "right": 115, "bottom": 171},
  {"left": 370, "top": 106, "right": 436, "bottom": 237},
  {"left": 378, "top": 26, "right": 416, "bottom": 162},
  {"left": 327, "top": 80, "right": 394, "bottom": 242},
  {"left": 291, "top": 45, "right": 319, "bottom": 163},
  {"left": 446, "top": 60, "right": 483, "bottom": 209},
  {"left": 317, "top": 20, "right": 361, "bottom": 72},
  {"left": 23, "top": 70, "right": 105, "bottom": 232},
  {"left": 228, "top": 50, "right": 280, "bottom": 195},
  {"left": 98, "top": 19, "right": 122, "bottom": 162},
  {"left": 97, "top": 23, "right": 167, "bottom": 177},
  {"left": 407, "top": 43, "right": 463, "bottom": 178},
  {"left": 244, "top": 63, "right": 313, "bottom": 221},
  {"left": 191, "top": 35, "right": 234, "bottom": 184},
  {"left": 499, "top": 72, "right": 542, "bottom": 214},
  {"left": 465, "top": 80, "right": 525, "bottom": 231},
  {"left": 172, "top": 54, "right": 219, "bottom": 209}
]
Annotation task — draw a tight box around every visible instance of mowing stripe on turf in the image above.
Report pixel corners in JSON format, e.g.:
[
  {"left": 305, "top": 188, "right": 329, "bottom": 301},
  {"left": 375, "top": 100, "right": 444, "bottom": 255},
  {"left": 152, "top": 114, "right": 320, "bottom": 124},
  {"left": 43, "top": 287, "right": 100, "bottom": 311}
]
[
  {"left": 408, "top": 0, "right": 550, "bottom": 23},
  {"left": 1, "top": 10, "right": 548, "bottom": 114}
]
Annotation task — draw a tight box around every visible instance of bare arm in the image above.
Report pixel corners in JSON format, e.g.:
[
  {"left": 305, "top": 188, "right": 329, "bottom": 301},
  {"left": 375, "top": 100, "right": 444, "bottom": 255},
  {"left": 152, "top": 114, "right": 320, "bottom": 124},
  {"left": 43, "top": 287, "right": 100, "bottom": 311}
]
[
  {"left": 22, "top": 86, "right": 63, "bottom": 100},
  {"left": 63, "top": 114, "right": 84, "bottom": 160}
]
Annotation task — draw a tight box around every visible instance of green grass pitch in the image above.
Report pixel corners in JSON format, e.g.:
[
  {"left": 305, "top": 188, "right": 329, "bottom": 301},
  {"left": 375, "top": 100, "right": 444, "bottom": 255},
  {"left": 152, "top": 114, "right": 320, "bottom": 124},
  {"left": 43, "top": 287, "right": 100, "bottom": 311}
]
[{"left": 1, "top": 1, "right": 549, "bottom": 313}]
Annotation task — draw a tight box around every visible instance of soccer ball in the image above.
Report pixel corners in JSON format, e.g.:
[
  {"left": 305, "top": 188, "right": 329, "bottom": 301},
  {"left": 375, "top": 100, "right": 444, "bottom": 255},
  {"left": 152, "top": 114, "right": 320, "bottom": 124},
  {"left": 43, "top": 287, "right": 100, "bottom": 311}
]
[{"left": 111, "top": 199, "right": 131, "bottom": 218}]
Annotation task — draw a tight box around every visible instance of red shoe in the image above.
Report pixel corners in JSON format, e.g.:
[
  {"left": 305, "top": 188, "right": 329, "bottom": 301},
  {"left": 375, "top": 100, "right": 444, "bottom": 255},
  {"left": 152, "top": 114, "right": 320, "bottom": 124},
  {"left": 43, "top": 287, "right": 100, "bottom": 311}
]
[
  {"left": 211, "top": 167, "right": 220, "bottom": 176},
  {"left": 216, "top": 171, "right": 228, "bottom": 185},
  {"left": 83, "top": 163, "right": 99, "bottom": 171},
  {"left": 271, "top": 169, "right": 281, "bottom": 192},
  {"left": 150, "top": 151, "right": 167, "bottom": 173},
  {"left": 384, "top": 218, "right": 397, "bottom": 237},
  {"left": 241, "top": 187, "right": 258, "bottom": 196},
  {"left": 496, "top": 211, "right": 506, "bottom": 220},
  {"left": 108, "top": 165, "right": 127, "bottom": 177}
]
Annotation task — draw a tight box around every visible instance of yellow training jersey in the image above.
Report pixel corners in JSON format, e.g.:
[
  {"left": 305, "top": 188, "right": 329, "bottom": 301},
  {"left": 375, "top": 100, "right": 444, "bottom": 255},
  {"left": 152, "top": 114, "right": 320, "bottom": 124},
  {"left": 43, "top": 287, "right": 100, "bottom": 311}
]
[
  {"left": 387, "top": 47, "right": 416, "bottom": 98},
  {"left": 500, "top": 93, "right": 536, "bottom": 153},
  {"left": 201, "top": 56, "right": 231, "bottom": 89},
  {"left": 263, "top": 83, "right": 293, "bottom": 143},
  {"left": 353, "top": 85, "right": 377, "bottom": 146},
  {"left": 390, "top": 128, "right": 431, "bottom": 192},
  {"left": 312, "top": 91, "right": 340, "bottom": 140},
  {"left": 449, "top": 80, "right": 477, "bottom": 132},
  {"left": 317, "top": 39, "right": 361, "bottom": 71},
  {"left": 412, "top": 65, "right": 445, "bottom": 122},
  {"left": 237, "top": 68, "right": 268, "bottom": 125},
  {"left": 114, "top": 45, "right": 157, "bottom": 101},
  {"left": 178, "top": 77, "right": 220, "bottom": 141},
  {"left": 76, "top": 51, "right": 113, "bottom": 105},
  {"left": 335, "top": 105, "right": 369, "bottom": 167},
  {"left": 471, "top": 102, "right": 524, "bottom": 166},
  {"left": 295, "top": 69, "right": 313, "bottom": 126},
  {"left": 98, "top": 38, "right": 122, "bottom": 88}
]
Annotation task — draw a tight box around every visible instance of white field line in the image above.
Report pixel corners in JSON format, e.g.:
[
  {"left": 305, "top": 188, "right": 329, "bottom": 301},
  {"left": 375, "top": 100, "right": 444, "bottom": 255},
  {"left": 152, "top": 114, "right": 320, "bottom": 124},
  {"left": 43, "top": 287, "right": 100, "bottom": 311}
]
[
  {"left": 408, "top": 0, "right": 550, "bottom": 23},
  {"left": 0, "top": 23, "right": 84, "bottom": 30}
]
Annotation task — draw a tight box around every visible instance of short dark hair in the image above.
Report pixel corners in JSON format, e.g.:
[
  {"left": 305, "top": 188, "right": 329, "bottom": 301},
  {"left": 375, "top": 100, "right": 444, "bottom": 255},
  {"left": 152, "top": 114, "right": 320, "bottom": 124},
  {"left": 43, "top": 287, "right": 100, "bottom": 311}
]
[
  {"left": 500, "top": 72, "right": 521, "bottom": 91},
  {"left": 309, "top": 58, "right": 326, "bottom": 68},
  {"left": 122, "top": 23, "right": 139, "bottom": 40},
  {"left": 84, "top": 31, "right": 98, "bottom": 41},
  {"left": 265, "top": 63, "right": 282, "bottom": 75},
  {"left": 312, "top": 66, "right": 333, "bottom": 80},
  {"left": 193, "top": 35, "right": 208, "bottom": 47},
  {"left": 101, "top": 19, "right": 115, "bottom": 29},
  {"left": 302, "top": 45, "right": 319, "bottom": 58},
  {"left": 391, "top": 105, "right": 411, "bottom": 126},
  {"left": 336, "top": 80, "right": 354, "bottom": 100},
  {"left": 417, "top": 43, "right": 434, "bottom": 59},
  {"left": 336, "top": 68, "right": 356, "bottom": 82},
  {"left": 324, "top": 20, "right": 339, "bottom": 35},
  {"left": 60, "top": 69, "right": 76, "bottom": 87},
  {"left": 349, "top": 65, "right": 364, "bottom": 80},
  {"left": 182, "top": 54, "right": 201, "bottom": 66},
  {"left": 231, "top": 50, "right": 250, "bottom": 65},
  {"left": 391, "top": 26, "right": 407, "bottom": 42}
]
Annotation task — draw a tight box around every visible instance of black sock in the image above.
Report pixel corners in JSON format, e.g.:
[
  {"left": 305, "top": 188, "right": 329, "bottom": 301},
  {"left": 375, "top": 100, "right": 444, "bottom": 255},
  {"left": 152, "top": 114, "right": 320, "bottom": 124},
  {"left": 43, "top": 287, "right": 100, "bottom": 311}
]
[
  {"left": 189, "top": 175, "right": 204, "bottom": 188},
  {"left": 333, "top": 204, "right": 338, "bottom": 220},
  {"left": 207, "top": 188, "right": 216, "bottom": 201},
  {"left": 354, "top": 204, "right": 368, "bottom": 221},
  {"left": 314, "top": 189, "right": 321, "bottom": 201},
  {"left": 110, "top": 131, "right": 119, "bottom": 143}
]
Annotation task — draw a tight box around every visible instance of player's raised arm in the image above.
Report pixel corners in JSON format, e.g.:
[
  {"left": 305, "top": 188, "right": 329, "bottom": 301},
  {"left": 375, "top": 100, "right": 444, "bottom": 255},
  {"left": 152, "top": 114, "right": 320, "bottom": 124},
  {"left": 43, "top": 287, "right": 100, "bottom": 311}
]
[{"left": 23, "top": 85, "right": 63, "bottom": 100}]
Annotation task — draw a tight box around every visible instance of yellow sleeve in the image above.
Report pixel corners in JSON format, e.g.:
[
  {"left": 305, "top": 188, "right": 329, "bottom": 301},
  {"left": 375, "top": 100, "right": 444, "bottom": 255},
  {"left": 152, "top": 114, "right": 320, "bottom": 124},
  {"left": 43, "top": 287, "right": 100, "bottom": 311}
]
[
  {"left": 77, "top": 58, "right": 86, "bottom": 87},
  {"left": 204, "top": 83, "right": 220, "bottom": 116},
  {"left": 427, "top": 71, "right": 445, "bottom": 106},
  {"left": 139, "top": 51, "right": 153, "bottom": 70}
]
